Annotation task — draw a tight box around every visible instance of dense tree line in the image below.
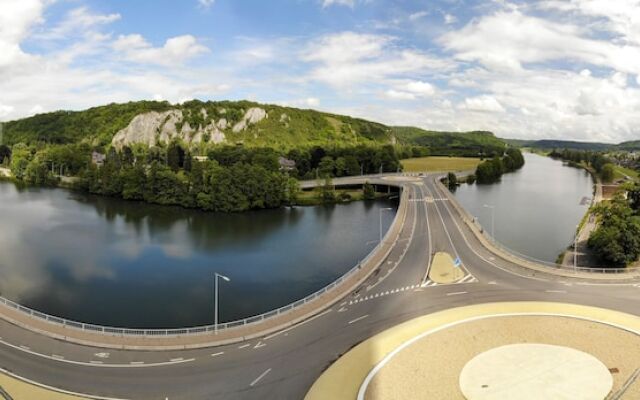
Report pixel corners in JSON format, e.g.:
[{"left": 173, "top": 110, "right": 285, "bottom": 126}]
[
  {"left": 77, "top": 147, "right": 299, "bottom": 213},
  {"left": 548, "top": 148, "right": 616, "bottom": 182},
  {"left": 588, "top": 192, "right": 640, "bottom": 267},
  {"left": 475, "top": 148, "right": 525, "bottom": 183}
]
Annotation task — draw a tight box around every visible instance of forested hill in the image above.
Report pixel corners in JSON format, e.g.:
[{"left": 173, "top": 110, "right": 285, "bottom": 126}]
[
  {"left": 393, "top": 127, "right": 506, "bottom": 157},
  {"left": 504, "top": 138, "right": 640, "bottom": 152},
  {"left": 1, "top": 100, "right": 394, "bottom": 149},
  {"left": 2, "top": 100, "right": 508, "bottom": 154}
]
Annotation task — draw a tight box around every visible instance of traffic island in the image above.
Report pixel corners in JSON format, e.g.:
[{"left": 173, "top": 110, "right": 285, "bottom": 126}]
[
  {"left": 0, "top": 369, "right": 92, "bottom": 400},
  {"left": 427, "top": 252, "right": 464, "bottom": 284},
  {"left": 304, "top": 302, "right": 640, "bottom": 400}
]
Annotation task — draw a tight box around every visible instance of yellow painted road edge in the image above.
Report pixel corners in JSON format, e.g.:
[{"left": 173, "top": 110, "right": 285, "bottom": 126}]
[{"left": 304, "top": 302, "right": 640, "bottom": 400}]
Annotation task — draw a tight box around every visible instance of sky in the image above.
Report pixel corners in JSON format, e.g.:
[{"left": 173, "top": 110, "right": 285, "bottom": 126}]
[{"left": 1, "top": 0, "right": 640, "bottom": 143}]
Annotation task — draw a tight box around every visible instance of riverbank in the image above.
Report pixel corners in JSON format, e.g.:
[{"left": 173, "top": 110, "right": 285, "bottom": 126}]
[{"left": 296, "top": 188, "right": 392, "bottom": 206}]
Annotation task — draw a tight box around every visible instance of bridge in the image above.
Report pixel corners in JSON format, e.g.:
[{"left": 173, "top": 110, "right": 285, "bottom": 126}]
[{"left": 1, "top": 173, "right": 639, "bottom": 399}]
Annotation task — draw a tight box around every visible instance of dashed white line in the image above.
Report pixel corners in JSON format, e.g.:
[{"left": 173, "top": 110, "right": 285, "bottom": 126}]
[
  {"left": 446, "top": 291, "right": 468, "bottom": 296},
  {"left": 170, "top": 357, "right": 184, "bottom": 362},
  {"left": 250, "top": 368, "right": 272, "bottom": 387},
  {"left": 211, "top": 352, "right": 224, "bottom": 357},
  {"left": 238, "top": 344, "right": 251, "bottom": 349},
  {"left": 348, "top": 315, "right": 369, "bottom": 325}
]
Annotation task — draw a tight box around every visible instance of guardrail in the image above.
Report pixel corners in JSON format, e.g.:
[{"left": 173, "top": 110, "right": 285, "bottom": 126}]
[
  {"left": 434, "top": 176, "right": 640, "bottom": 275},
  {"left": 0, "top": 186, "right": 408, "bottom": 338}
]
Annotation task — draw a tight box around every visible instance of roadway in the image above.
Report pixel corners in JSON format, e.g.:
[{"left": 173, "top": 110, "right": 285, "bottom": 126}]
[{"left": 1, "top": 174, "right": 640, "bottom": 399}]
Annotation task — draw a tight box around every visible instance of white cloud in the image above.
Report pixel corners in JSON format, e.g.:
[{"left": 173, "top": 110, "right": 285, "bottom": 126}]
[
  {"left": 409, "top": 11, "right": 428, "bottom": 21},
  {"left": 0, "top": 104, "right": 15, "bottom": 118},
  {"left": 440, "top": 10, "right": 640, "bottom": 74},
  {"left": 0, "top": 0, "right": 45, "bottom": 68},
  {"left": 113, "top": 34, "right": 209, "bottom": 66},
  {"left": 444, "top": 13, "right": 457, "bottom": 25},
  {"left": 385, "top": 89, "right": 416, "bottom": 100},
  {"left": 198, "top": 0, "right": 215, "bottom": 9},
  {"left": 385, "top": 80, "right": 436, "bottom": 100},
  {"left": 322, "top": 0, "right": 355, "bottom": 8},
  {"left": 40, "top": 7, "right": 121, "bottom": 40},
  {"left": 460, "top": 95, "right": 506, "bottom": 113},
  {"left": 304, "top": 32, "right": 452, "bottom": 87}
]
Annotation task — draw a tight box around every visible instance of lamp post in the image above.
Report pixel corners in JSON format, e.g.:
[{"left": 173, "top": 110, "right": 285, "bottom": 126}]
[
  {"left": 483, "top": 204, "right": 495, "bottom": 239},
  {"left": 379, "top": 207, "right": 393, "bottom": 243},
  {"left": 574, "top": 224, "right": 579, "bottom": 273},
  {"left": 214, "top": 272, "right": 231, "bottom": 335}
]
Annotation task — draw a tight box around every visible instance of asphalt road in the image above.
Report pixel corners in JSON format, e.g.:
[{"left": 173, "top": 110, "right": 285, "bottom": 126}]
[{"left": 1, "top": 175, "right": 639, "bottom": 400}]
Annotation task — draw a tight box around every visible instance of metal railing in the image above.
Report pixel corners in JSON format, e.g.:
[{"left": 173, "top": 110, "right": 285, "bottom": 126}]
[
  {"left": 434, "top": 177, "right": 640, "bottom": 275},
  {"left": 0, "top": 187, "right": 408, "bottom": 337}
]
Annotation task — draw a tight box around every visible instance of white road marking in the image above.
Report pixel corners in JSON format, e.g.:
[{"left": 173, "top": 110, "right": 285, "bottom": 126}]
[
  {"left": 211, "top": 352, "right": 224, "bottom": 357},
  {"left": 488, "top": 281, "right": 497, "bottom": 285},
  {"left": 0, "top": 367, "right": 127, "bottom": 400},
  {"left": 238, "top": 344, "right": 251, "bottom": 349},
  {"left": 446, "top": 291, "right": 467, "bottom": 296},
  {"left": 19, "top": 345, "right": 30, "bottom": 350},
  {"left": 94, "top": 352, "right": 110, "bottom": 359},
  {"left": 338, "top": 307, "right": 347, "bottom": 312},
  {"left": 250, "top": 368, "right": 272, "bottom": 387},
  {"left": 0, "top": 338, "right": 196, "bottom": 368},
  {"left": 545, "top": 290, "right": 567, "bottom": 293},
  {"left": 130, "top": 361, "right": 144, "bottom": 365},
  {"left": 52, "top": 354, "right": 65, "bottom": 360},
  {"left": 348, "top": 315, "right": 369, "bottom": 325},
  {"left": 263, "top": 308, "right": 332, "bottom": 341},
  {"left": 170, "top": 358, "right": 184, "bottom": 362},
  {"left": 254, "top": 341, "right": 266, "bottom": 349}
]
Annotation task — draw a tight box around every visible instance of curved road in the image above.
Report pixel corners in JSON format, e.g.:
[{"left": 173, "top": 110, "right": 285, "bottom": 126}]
[{"left": 1, "top": 175, "right": 639, "bottom": 399}]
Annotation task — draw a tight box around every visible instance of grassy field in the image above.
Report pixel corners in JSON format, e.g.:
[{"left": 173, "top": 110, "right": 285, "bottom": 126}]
[
  {"left": 613, "top": 165, "right": 639, "bottom": 182},
  {"left": 401, "top": 156, "right": 482, "bottom": 172},
  {"left": 296, "top": 188, "right": 388, "bottom": 206}
]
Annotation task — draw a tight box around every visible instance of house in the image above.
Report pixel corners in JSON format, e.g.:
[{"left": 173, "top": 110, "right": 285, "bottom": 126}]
[
  {"left": 193, "top": 156, "right": 209, "bottom": 162},
  {"left": 278, "top": 157, "right": 296, "bottom": 171},
  {"left": 91, "top": 151, "right": 106, "bottom": 167}
]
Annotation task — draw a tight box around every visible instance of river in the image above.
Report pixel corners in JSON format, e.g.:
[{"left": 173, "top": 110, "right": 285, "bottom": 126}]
[
  {"left": 452, "top": 153, "right": 593, "bottom": 263},
  {"left": 0, "top": 183, "right": 397, "bottom": 328}
]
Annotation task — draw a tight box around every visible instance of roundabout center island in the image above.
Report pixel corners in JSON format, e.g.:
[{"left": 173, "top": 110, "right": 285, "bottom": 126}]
[{"left": 305, "top": 302, "right": 640, "bottom": 400}]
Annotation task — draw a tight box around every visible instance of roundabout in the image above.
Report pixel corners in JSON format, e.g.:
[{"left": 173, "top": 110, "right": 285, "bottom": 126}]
[{"left": 305, "top": 302, "right": 640, "bottom": 400}]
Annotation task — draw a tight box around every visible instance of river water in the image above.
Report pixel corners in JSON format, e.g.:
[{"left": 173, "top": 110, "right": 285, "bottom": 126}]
[
  {"left": 0, "top": 183, "right": 397, "bottom": 328},
  {"left": 452, "top": 153, "right": 593, "bottom": 263}
]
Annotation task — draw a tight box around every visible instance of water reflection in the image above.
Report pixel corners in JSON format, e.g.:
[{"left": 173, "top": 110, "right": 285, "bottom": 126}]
[
  {"left": 453, "top": 153, "right": 592, "bottom": 262},
  {"left": 0, "top": 183, "right": 396, "bottom": 328}
]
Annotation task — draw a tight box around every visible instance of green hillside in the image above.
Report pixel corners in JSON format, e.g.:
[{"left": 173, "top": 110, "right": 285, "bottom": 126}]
[
  {"left": 618, "top": 141, "right": 640, "bottom": 151},
  {"left": 1, "top": 100, "right": 393, "bottom": 149},
  {"left": 393, "top": 127, "right": 506, "bottom": 156}
]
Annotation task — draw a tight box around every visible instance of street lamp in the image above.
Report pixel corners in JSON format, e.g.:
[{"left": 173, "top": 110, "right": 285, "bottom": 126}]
[
  {"left": 379, "top": 207, "right": 393, "bottom": 243},
  {"left": 574, "top": 224, "right": 579, "bottom": 273},
  {"left": 483, "top": 204, "right": 495, "bottom": 239},
  {"left": 214, "top": 272, "right": 231, "bottom": 335}
]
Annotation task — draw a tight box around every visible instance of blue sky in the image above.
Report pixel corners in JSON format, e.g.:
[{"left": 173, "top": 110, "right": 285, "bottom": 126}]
[{"left": 2, "top": 0, "right": 640, "bottom": 142}]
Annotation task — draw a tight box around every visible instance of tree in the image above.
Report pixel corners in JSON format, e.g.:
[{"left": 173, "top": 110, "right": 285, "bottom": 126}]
[
  {"left": 447, "top": 172, "right": 458, "bottom": 189},
  {"left": 588, "top": 198, "right": 640, "bottom": 266},
  {"left": 0, "top": 145, "right": 11, "bottom": 164},
  {"left": 319, "top": 176, "right": 335, "bottom": 203},
  {"left": 601, "top": 163, "right": 615, "bottom": 183},
  {"left": 363, "top": 181, "right": 376, "bottom": 200},
  {"left": 318, "top": 156, "right": 335, "bottom": 177},
  {"left": 167, "top": 142, "right": 185, "bottom": 171}
]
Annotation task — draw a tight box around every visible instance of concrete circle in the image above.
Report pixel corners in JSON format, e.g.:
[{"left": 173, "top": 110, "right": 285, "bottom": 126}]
[{"left": 459, "top": 343, "right": 613, "bottom": 400}]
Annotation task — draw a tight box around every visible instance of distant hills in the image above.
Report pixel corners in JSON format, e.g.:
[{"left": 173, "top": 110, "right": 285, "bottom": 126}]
[
  {"left": 1, "top": 100, "right": 508, "bottom": 155},
  {"left": 505, "top": 138, "right": 640, "bottom": 152}
]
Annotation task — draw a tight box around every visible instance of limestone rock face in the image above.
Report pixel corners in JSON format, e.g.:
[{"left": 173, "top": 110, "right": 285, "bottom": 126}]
[
  {"left": 232, "top": 108, "right": 267, "bottom": 133},
  {"left": 112, "top": 110, "right": 183, "bottom": 148},
  {"left": 111, "top": 107, "right": 268, "bottom": 148}
]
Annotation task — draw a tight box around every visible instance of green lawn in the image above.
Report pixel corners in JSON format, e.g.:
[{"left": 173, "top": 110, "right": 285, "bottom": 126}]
[
  {"left": 613, "top": 165, "right": 639, "bottom": 182},
  {"left": 401, "top": 156, "right": 482, "bottom": 172}
]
